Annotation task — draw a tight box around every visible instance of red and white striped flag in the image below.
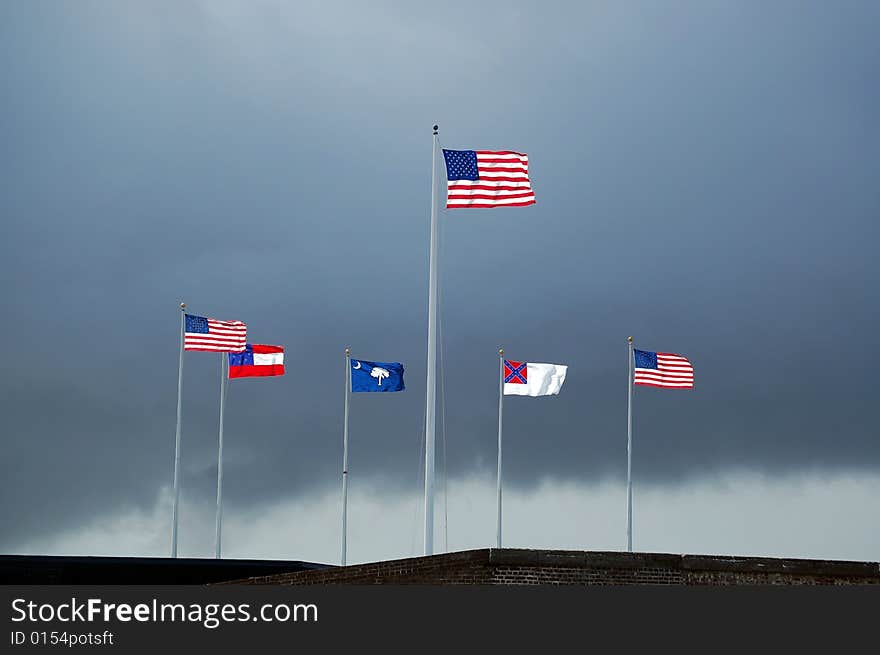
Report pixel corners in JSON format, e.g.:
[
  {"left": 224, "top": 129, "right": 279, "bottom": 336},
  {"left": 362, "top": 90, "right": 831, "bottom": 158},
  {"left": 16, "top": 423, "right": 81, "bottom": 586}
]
[
  {"left": 633, "top": 349, "right": 694, "bottom": 389},
  {"left": 443, "top": 149, "right": 535, "bottom": 208},
  {"left": 184, "top": 314, "right": 247, "bottom": 352}
]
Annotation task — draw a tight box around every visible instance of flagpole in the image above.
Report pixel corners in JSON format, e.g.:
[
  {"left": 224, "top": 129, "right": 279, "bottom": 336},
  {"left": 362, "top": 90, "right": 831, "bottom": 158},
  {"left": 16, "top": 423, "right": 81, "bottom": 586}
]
[
  {"left": 214, "top": 352, "right": 228, "bottom": 559},
  {"left": 496, "top": 348, "right": 504, "bottom": 548},
  {"left": 171, "top": 302, "right": 185, "bottom": 558},
  {"left": 423, "top": 124, "right": 440, "bottom": 556},
  {"left": 341, "top": 347, "right": 351, "bottom": 566},
  {"left": 626, "top": 335, "right": 634, "bottom": 552}
]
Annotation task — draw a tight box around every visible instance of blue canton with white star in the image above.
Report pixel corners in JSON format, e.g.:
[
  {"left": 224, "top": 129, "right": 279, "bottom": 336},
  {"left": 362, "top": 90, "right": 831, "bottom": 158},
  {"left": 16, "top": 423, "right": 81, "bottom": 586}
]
[
  {"left": 633, "top": 349, "right": 658, "bottom": 369},
  {"left": 185, "top": 314, "right": 209, "bottom": 333},
  {"left": 443, "top": 149, "right": 479, "bottom": 181}
]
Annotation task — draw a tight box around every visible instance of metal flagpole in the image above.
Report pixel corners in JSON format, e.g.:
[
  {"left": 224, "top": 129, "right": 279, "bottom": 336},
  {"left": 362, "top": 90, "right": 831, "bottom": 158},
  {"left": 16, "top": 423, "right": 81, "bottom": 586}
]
[
  {"left": 626, "top": 335, "right": 634, "bottom": 552},
  {"left": 341, "top": 347, "right": 351, "bottom": 565},
  {"left": 171, "top": 302, "right": 186, "bottom": 558},
  {"left": 214, "top": 352, "right": 228, "bottom": 559},
  {"left": 496, "top": 348, "right": 504, "bottom": 548},
  {"left": 423, "top": 125, "right": 440, "bottom": 556}
]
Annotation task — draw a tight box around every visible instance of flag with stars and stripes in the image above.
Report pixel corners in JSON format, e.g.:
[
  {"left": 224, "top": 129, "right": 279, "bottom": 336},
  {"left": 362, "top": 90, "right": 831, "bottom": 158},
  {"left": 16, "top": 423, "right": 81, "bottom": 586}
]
[
  {"left": 633, "top": 349, "right": 694, "bottom": 389},
  {"left": 184, "top": 314, "right": 247, "bottom": 352},
  {"left": 443, "top": 149, "right": 535, "bottom": 208}
]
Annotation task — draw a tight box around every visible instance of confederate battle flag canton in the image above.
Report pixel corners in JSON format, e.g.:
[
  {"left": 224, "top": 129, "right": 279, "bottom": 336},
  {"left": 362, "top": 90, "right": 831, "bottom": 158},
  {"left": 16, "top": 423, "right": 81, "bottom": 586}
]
[{"left": 504, "top": 360, "right": 527, "bottom": 384}]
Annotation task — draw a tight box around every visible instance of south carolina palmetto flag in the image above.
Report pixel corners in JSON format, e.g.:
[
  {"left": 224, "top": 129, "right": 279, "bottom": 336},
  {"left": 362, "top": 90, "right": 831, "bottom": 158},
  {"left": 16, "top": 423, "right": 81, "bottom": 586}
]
[{"left": 503, "top": 360, "right": 567, "bottom": 397}]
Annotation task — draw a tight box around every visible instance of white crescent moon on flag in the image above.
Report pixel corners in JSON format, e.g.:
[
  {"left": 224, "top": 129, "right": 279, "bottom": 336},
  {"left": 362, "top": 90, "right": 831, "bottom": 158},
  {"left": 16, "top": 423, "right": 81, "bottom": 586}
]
[{"left": 353, "top": 361, "right": 361, "bottom": 369}]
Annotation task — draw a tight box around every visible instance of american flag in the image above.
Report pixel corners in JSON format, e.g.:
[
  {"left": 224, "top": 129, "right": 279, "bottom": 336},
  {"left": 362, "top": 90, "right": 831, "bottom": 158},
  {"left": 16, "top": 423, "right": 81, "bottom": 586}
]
[
  {"left": 443, "top": 149, "right": 535, "bottom": 208},
  {"left": 184, "top": 314, "right": 247, "bottom": 352},
  {"left": 633, "top": 349, "right": 694, "bottom": 389}
]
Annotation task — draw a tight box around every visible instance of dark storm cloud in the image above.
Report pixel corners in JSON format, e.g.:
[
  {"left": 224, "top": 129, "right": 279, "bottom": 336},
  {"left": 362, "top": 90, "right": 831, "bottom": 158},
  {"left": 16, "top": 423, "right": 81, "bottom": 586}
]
[{"left": 1, "top": 0, "right": 878, "bottom": 549}]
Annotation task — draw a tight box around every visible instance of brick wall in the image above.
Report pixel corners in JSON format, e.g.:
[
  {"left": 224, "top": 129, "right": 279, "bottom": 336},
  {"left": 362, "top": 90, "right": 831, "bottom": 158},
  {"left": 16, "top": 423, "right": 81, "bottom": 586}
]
[{"left": 227, "top": 548, "right": 880, "bottom": 586}]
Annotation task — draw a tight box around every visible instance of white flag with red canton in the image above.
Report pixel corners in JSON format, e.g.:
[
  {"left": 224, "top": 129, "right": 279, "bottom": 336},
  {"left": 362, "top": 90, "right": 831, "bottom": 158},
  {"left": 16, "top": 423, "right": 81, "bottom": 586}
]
[{"left": 503, "top": 360, "right": 567, "bottom": 396}]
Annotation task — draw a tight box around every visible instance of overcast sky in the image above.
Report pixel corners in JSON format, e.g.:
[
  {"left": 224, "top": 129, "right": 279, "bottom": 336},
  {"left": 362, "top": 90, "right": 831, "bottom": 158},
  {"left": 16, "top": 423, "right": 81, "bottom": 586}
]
[{"left": 2, "top": 1, "right": 878, "bottom": 564}]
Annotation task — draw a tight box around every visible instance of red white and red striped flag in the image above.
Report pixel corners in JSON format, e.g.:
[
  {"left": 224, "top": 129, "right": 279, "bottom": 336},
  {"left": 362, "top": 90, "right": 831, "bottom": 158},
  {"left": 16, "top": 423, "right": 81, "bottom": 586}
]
[
  {"left": 633, "top": 349, "right": 694, "bottom": 389},
  {"left": 228, "top": 344, "right": 284, "bottom": 378},
  {"left": 184, "top": 314, "right": 247, "bottom": 352},
  {"left": 443, "top": 149, "right": 535, "bottom": 208}
]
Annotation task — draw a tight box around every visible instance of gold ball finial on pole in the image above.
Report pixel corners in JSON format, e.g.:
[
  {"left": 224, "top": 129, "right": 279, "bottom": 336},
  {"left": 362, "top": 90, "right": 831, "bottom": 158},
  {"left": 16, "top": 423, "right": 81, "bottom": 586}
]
[
  {"left": 345, "top": 347, "right": 351, "bottom": 356},
  {"left": 180, "top": 302, "right": 186, "bottom": 310},
  {"left": 627, "top": 336, "right": 633, "bottom": 343},
  {"left": 499, "top": 347, "right": 504, "bottom": 355}
]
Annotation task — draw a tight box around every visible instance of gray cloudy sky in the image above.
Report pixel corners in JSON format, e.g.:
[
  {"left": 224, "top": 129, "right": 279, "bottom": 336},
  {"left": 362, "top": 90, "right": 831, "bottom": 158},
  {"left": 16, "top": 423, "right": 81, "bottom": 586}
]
[{"left": 2, "top": 1, "right": 878, "bottom": 564}]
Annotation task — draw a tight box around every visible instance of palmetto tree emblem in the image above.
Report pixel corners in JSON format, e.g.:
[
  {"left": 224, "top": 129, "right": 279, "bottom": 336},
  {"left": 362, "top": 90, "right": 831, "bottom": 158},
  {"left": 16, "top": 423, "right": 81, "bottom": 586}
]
[{"left": 370, "top": 366, "right": 390, "bottom": 386}]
